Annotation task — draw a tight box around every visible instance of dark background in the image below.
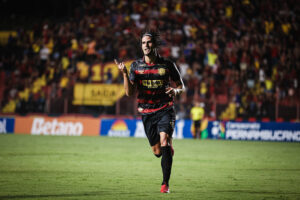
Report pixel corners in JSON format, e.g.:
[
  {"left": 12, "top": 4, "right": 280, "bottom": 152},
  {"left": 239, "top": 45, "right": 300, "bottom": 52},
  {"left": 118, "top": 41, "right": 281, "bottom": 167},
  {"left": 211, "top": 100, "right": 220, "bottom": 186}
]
[{"left": 0, "top": 0, "right": 83, "bottom": 29}]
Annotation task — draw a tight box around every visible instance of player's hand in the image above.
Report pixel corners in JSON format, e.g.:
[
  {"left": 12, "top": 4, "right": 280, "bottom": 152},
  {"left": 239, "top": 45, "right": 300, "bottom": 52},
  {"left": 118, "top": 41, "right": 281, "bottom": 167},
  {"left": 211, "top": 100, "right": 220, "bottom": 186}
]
[
  {"left": 114, "top": 59, "right": 127, "bottom": 74},
  {"left": 166, "top": 87, "right": 176, "bottom": 97}
]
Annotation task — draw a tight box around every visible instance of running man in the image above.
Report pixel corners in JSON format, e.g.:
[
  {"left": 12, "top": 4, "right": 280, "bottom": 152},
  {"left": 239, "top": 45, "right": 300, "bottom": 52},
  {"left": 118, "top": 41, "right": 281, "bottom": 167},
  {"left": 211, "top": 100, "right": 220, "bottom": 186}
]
[{"left": 115, "top": 30, "right": 185, "bottom": 193}]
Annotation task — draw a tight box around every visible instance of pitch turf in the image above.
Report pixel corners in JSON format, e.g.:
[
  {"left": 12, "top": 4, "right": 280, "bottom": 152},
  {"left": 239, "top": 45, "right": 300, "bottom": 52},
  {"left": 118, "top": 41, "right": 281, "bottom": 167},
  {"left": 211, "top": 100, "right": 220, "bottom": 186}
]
[{"left": 0, "top": 135, "right": 300, "bottom": 200}]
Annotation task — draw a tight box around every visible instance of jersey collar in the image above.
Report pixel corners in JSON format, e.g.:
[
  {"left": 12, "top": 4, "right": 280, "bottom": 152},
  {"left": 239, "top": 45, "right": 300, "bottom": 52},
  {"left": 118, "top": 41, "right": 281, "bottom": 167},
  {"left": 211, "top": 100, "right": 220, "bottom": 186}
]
[{"left": 143, "top": 54, "right": 161, "bottom": 66}]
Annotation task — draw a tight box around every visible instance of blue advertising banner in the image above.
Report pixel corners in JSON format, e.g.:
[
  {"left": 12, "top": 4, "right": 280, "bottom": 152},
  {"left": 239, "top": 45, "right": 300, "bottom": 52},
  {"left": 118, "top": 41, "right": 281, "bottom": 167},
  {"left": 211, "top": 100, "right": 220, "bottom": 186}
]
[
  {"left": 100, "top": 119, "right": 194, "bottom": 139},
  {"left": 224, "top": 121, "right": 300, "bottom": 142},
  {"left": 0, "top": 117, "right": 15, "bottom": 134},
  {"left": 100, "top": 119, "right": 300, "bottom": 142},
  {"left": 100, "top": 119, "right": 136, "bottom": 137}
]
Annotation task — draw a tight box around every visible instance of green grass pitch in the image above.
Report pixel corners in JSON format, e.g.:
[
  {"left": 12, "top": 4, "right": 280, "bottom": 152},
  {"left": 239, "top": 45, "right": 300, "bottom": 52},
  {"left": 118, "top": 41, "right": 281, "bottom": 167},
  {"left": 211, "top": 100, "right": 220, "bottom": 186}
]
[{"left": 0, "top": 135, "right": 300, "bottom": 200}]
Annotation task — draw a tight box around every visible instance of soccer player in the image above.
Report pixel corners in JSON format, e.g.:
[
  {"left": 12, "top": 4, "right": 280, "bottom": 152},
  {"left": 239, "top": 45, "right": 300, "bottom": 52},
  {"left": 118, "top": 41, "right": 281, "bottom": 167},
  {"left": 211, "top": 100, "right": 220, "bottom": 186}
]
[{"left": 115, "top": 30, "right": 185, "bottom": 193}]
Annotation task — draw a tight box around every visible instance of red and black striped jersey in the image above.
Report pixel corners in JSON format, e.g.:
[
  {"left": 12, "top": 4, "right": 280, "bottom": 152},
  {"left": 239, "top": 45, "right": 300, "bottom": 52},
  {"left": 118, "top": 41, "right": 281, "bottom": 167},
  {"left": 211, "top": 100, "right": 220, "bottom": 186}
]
[{"left": 129, "top": 56, "right": 182, "bottom": 115}]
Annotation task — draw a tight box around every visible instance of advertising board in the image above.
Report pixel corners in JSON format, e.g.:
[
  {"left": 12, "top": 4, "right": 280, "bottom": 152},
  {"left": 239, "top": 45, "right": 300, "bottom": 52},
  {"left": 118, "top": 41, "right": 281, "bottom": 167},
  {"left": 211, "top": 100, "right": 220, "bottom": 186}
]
[
  {"left": 14, "top": 116, "right": 100, "bottom": 136},
  {"left": 0, "top": 117, "right": 15, "bottom": 134}
]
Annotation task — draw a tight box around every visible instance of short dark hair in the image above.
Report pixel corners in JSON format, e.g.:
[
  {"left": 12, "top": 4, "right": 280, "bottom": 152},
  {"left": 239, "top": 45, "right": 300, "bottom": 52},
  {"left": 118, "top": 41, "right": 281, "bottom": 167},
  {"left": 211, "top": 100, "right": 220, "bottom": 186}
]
[{"left": 140, "top": 29, "right": 161, "bottom": 47}]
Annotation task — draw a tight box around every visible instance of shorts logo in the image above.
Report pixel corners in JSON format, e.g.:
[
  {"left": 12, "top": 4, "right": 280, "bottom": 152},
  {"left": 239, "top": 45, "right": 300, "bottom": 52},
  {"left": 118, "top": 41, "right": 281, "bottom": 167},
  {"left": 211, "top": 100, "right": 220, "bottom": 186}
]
[
  {"left": 170, "top": 121, "right": 175, "bottom": 129},
  {"left": 158, "top": 68, "right": 166, "bottom": 76}
]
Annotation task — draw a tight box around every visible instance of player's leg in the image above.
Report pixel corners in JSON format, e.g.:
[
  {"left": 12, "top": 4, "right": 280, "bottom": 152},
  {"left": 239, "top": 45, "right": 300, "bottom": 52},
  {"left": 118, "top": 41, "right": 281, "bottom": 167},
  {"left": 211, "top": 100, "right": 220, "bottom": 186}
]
[
  {"left": 151, "top": 142, "right": 162, "bottom": 157},
  {"left": 195, "top": 120, "right": 200, "bottom": 139},
  {"left": 157, "top": 108, "right": 175, "bottom": 193},
  {"left": 192, "top": 121, "right": 196, "bottom": 139},
  {"left": 168, "top": 136, "right": 174, "bottom": 156},
  {"left": 199, "top": 120, "right": 202, "bottom": 139},
  {"left": 142, "top": 113, "right": 161, "bottom": 157},
  {"left": 195, "top": 126, "right": 200, "bottom": 139},
  {"left": 150, "top": 129, "right": 174, "bottom": 158},
  {"left": 160, "top": 131, "right": 172, "bottom": 193}
]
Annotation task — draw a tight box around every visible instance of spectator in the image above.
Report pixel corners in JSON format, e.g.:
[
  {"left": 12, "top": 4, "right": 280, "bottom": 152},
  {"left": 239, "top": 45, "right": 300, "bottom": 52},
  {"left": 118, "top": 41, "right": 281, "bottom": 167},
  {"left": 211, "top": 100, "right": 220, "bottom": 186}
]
[{"left": 0, "top": 0, "right": 298, "bottom": 121}]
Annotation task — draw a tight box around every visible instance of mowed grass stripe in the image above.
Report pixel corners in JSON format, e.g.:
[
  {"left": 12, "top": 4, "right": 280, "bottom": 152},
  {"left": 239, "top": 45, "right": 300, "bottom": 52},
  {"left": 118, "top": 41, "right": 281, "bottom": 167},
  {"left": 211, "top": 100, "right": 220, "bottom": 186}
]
[{"left": 0, "top": 135, "right": 299, "bottom": 200}]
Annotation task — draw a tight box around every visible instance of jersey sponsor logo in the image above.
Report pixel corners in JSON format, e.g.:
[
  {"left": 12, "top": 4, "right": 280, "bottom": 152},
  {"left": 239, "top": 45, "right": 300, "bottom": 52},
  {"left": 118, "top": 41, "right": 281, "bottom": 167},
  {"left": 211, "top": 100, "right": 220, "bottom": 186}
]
[
  {"left": 31, "top": 118, "right": 83, "bottom": 136},
  {"left": 108, "top": 120, "right": 130, "bottom": 137},
  {"left": 141, "top": 80, "right": 164, "bottom": 88}
]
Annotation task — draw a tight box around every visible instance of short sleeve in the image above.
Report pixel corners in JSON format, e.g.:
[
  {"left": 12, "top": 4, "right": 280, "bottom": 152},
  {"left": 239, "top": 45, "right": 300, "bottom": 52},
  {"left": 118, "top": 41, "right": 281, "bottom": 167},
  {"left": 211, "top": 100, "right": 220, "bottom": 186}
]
[{"left": 169, "top": 61, "right": 182, "bottom": 82}]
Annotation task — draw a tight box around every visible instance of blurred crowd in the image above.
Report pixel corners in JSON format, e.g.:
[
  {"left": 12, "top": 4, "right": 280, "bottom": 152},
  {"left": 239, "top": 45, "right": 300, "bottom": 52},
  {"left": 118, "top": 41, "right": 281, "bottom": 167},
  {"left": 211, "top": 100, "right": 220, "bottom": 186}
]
[{"left": 0, "top": 0, "right": 299, "bottom": 121}]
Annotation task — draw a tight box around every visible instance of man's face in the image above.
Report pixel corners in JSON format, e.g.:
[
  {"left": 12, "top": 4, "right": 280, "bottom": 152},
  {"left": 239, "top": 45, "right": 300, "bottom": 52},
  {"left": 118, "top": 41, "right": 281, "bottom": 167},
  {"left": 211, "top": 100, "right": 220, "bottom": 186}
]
[{"left": 142, "top": 35, "right": 155, "bottom": 56}]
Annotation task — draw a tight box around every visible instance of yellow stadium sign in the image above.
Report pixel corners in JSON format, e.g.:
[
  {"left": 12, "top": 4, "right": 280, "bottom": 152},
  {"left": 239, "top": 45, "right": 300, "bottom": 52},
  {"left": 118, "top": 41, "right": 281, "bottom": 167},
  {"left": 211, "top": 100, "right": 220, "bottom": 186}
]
[{"left": 73, "top": 84, "right": 125, "bottom": 106}]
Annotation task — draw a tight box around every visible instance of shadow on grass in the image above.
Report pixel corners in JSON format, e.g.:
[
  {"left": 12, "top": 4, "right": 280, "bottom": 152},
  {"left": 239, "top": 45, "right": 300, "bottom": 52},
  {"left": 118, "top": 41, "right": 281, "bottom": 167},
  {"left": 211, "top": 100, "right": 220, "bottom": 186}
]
[
  {"left": 215, "top": 190, "right": 300, "bottom": 195},
  {"left": 0, "top": 191, "right": 122, "bottom": 199}
]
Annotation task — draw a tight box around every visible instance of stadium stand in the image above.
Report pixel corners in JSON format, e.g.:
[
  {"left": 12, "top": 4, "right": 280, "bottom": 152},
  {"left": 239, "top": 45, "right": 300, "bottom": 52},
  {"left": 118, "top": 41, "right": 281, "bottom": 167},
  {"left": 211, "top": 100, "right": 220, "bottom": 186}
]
[{"left": 0, "top": 0, "right": 299, "bottom": 122}]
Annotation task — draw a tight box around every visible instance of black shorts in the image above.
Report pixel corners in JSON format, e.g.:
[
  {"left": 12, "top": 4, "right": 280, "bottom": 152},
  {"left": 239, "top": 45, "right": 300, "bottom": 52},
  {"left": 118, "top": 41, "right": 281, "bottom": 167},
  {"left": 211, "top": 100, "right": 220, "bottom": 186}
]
[
  {"left": 193, "top": 120, "right": 201, "bottom": 130},
  {"left": 142, "top": 107, "right": 176, "bottom": 146}
]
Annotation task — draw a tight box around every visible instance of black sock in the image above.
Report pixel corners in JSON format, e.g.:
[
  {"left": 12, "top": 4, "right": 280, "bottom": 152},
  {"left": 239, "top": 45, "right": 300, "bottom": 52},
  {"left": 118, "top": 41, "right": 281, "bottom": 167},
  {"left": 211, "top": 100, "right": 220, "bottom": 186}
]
[{"left": 161, "top": 146, "right": 172, "bottom": 186}]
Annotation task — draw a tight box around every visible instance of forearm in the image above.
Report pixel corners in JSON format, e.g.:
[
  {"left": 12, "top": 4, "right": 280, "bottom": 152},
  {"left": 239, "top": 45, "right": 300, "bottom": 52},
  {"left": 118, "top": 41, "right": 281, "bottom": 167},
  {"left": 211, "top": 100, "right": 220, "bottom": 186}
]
[
  {"left": 122, "top": 71, "right": 135, "bottom": 96},
  {"left": 173, "top": 84, "right": 185, "bottom": 96},
  {"left": 165, "top": 81, "right": 185, "bottom": 97}
]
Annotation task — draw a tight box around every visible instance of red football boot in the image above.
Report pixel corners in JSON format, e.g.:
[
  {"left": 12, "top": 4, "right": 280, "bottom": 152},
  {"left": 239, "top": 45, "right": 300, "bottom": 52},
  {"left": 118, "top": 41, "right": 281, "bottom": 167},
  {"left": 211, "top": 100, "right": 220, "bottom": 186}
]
[{"left": 160, "top": 184, "right": 170, "bottom": 193}]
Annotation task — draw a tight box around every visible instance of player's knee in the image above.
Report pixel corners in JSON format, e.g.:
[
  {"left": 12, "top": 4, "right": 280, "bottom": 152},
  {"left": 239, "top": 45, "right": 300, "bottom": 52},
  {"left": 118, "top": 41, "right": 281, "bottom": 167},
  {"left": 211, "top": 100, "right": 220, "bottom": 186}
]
[
  {"left": 160, "top": 132, "right": 168, "bottom": 146},
  {"left": 154, "top": 153, "right": 162, "bottom": 158},
  {"left": 161, "top": 140, "right": 168, "bottom": 147},
  {"left": 152, "top": 148, "right": 161, "bottom": 155},
  {"left": 160, "top": 137, "right": 168, "bottom": 146},
  {"left": 152, "top": 144, "right": 161, "bottom": 155}
]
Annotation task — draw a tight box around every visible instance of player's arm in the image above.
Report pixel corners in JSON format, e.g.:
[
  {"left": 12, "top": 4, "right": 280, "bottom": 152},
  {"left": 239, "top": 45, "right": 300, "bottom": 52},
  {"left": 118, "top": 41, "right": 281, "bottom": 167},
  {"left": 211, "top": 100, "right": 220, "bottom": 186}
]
[
  {"left": 166, "top": 62, "right": 185, "bottom": 97},
  {"left": 166, "top": 81, "right": 185, "bottom": 96},
  {"left": 114, "top": 59, "right": 135, "bottom": 96}
]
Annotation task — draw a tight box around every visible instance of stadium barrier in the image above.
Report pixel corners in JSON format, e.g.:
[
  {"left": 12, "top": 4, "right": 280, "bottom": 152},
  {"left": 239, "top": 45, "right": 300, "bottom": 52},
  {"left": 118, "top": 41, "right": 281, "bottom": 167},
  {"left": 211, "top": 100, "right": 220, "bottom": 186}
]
[
  {"left": 0, "top": 117, "right": 15, "bottom": 134},
  {"left": 0, "top": 116, "right": 299, "bottom": 142},
  {"left": 100, "top": 119, "right": 193, "bottom": 139},
  {"left": 100, "top": 119, "right": 300, "bottom": 142},
  {"left": 10, "top": 116, "right": 99, "bottom": 136}
]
